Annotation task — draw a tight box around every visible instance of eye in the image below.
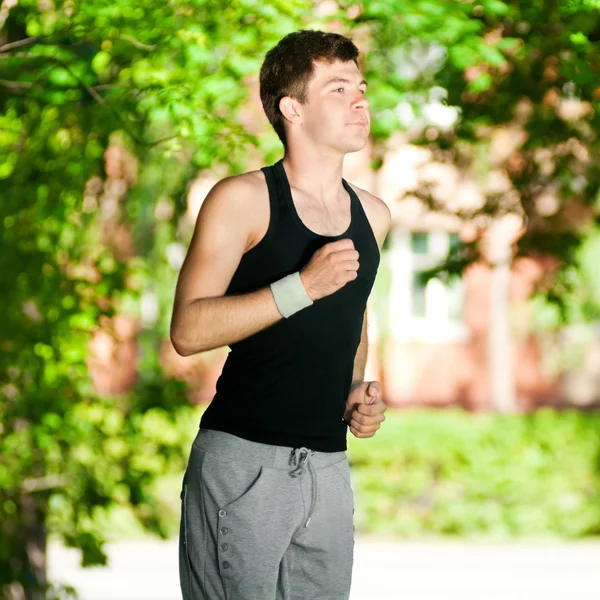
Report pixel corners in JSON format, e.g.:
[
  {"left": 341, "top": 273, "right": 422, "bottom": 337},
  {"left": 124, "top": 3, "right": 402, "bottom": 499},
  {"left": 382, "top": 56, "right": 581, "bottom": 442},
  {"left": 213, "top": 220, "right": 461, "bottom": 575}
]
[{"left": 333, "top": 87, "right": 344, "bottom": 93}]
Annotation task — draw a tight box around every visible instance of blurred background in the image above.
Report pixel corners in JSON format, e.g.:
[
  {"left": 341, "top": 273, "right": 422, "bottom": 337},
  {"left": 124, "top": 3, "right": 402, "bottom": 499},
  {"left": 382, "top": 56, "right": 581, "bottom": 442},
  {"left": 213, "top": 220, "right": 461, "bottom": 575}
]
[{"left": 2, "top": 0, "right": 600, "bottom": 598}]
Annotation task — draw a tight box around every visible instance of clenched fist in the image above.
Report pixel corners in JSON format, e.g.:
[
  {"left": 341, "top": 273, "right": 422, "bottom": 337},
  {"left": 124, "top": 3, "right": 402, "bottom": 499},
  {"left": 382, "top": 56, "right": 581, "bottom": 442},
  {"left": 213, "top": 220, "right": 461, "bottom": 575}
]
[
  {"left": 344, "top": 381, "right": 386, "bottom": 439},
  {"left": 299, "top": 238, "right": 359, "bottom": 301}
]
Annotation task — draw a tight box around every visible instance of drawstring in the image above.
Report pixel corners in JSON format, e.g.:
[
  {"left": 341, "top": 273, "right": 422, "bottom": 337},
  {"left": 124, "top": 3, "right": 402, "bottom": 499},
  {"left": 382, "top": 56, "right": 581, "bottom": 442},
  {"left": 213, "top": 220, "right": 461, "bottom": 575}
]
[{"left": 289, "top": 447, "right": 317, "bottom": 527}]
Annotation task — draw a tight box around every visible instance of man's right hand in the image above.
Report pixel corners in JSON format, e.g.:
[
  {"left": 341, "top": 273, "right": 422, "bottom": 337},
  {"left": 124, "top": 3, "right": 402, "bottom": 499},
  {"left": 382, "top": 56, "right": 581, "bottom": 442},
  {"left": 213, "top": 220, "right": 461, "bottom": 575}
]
[{"left": 299, "top": 239, "right": 360, "bottom": 301}]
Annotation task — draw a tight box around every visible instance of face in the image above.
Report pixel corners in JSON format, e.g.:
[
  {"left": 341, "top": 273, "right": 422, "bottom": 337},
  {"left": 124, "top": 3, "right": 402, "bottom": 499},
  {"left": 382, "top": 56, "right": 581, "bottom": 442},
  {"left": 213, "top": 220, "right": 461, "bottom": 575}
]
[{"left": 290, "top": 59, "right": 370, "bottom": 154}]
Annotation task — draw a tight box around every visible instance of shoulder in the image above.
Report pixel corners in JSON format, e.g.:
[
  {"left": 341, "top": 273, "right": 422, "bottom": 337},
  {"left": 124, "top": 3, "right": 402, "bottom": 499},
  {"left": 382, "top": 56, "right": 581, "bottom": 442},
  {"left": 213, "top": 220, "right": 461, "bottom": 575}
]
[
  {"left": 200, "top": 170, "right": 270, "bottom": 252},
  {"left": 195, "top": 169, "right": 269, "bottom": 251},
  {"left": 201, "top": 169, "right": 268, "bottom": 222},
  {"left": 347, "top": 182, "right": 392, "bottom": 250},
  {"left": 208, "top": 169, "right": 267, "bottom": 203}
]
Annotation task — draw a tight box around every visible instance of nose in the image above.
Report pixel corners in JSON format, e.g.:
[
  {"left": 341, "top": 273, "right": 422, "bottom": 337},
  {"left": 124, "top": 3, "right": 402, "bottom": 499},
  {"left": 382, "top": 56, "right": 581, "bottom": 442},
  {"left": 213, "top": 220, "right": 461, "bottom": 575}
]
[{"left": 352, "top": 91, "right": 369, "bottom": 111}]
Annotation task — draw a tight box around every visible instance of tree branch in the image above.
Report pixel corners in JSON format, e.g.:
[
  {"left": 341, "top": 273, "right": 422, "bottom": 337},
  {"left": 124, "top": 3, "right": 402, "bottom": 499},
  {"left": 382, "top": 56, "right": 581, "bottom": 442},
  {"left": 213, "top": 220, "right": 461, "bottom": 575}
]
[
  {"left": 21, "top": 473, "right": 73, "bottom": 493},
  {"left": 93, "top": 83, "right": 127, "bottom": 91},
  {"left": 0, "top": 51, "right": 183, "bottom": 147},
  {"left": 0, "top": 0, "right": 21, "bottom": 31},
  {"left": 0, "top": 36, "right": 42, "bottom": 53},
  {"left": 0, "top": 51, "right": 42, "bottom": 58},
  {"left": 0, "top": 78, "right": 34, "bottom": 89},
  {"left": 120, "top": 34, "right": 157, "bottom": 51}
]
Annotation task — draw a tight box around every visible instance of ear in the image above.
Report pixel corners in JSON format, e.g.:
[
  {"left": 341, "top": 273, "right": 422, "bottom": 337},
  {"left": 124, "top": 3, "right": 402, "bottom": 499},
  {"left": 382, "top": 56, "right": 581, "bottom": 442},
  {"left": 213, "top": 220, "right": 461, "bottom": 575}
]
[{"left": 279, "top": 96, "right": 303, "bottom": 125}]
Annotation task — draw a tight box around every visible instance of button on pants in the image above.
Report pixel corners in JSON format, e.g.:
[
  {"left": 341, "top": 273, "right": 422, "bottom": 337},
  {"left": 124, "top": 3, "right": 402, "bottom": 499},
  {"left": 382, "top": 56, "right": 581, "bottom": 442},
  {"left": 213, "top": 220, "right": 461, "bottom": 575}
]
[{"left": 179, "top": 428, "right": 355, "bottom": 600}]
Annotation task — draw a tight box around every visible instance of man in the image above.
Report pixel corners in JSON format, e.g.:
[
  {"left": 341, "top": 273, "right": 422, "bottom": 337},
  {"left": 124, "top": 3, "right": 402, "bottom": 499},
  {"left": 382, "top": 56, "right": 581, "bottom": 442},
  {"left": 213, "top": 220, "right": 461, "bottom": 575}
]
[{"left": 170, "top": 29, "right": 391, "bottom": 600}]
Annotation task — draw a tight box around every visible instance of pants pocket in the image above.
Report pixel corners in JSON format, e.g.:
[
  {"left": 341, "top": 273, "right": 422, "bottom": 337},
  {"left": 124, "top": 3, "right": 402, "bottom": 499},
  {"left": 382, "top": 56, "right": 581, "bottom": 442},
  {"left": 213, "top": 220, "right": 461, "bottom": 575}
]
[
  {"left": 201, "top": 454, "right": 267, "bottom": 598},
  {"left": 333, "top": 459, "right": 355, "bottom": 538},
  {"left": 202, "top": 452, "right": 265, "bottom": 512},
  {"left": 333, "top": 458, "right": 354, "bottom": 494}
]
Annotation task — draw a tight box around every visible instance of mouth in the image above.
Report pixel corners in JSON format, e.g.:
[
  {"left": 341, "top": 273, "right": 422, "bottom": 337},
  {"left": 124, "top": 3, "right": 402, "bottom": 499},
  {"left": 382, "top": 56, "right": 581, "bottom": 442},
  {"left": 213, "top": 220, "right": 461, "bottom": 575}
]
[{"left": 348, "top": 121, "right": 368, "bottom": 128}]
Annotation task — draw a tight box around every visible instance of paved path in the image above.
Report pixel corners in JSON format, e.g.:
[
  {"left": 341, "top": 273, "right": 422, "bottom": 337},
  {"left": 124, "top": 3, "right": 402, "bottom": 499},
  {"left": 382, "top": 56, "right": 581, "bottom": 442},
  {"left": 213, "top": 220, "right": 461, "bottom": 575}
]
[{"left": 48, "top": 537, "right": 600, "bottom": 599}]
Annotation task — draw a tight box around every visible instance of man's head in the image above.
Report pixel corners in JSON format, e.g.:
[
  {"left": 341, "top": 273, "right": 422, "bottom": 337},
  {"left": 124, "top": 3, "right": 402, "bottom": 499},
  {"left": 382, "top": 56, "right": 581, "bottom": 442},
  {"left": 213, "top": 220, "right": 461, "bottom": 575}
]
[{"left": 260, "top": 30, "right": 369, "bottom": 152}]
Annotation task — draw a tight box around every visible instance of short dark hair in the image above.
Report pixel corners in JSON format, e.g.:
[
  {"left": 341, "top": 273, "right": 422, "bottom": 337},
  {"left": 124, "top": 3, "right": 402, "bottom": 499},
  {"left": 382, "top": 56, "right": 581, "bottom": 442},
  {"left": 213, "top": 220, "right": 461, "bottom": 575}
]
[{"left": 259, "top": 30, "right": 360, "bottom": 146}]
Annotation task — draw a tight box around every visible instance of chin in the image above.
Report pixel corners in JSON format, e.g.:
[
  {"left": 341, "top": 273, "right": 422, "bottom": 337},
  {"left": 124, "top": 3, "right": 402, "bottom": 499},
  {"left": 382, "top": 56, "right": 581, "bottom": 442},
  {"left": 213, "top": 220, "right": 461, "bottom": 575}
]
[{"left": 341, "top": 138, "right": 369, "bottom": 154}]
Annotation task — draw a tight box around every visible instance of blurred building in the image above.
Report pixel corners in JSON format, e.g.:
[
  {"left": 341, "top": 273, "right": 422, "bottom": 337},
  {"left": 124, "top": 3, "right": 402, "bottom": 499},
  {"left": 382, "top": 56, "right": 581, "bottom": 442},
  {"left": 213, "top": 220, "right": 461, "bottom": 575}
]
[
  {"left": 89, "top": 63, "right": 597, "bottom": 413},
  {"left": 167, "top": 133, "right": 563, "bottom": 413},
  {"left": 343, "top": 136, "right": 560, "bottom": 411}
]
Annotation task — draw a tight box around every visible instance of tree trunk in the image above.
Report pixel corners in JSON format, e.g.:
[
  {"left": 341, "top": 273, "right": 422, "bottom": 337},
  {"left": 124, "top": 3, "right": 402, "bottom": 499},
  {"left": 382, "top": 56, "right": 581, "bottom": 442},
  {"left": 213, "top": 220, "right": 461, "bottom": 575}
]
[
  {"left": 2, "top": 493, "right": 48, "bottom": 600},
  {"left": 21, "top": 492, "right": 47, "bottom": 600},
  {"left": 487, "top": 219, "right": 518, "bottom": 413}
]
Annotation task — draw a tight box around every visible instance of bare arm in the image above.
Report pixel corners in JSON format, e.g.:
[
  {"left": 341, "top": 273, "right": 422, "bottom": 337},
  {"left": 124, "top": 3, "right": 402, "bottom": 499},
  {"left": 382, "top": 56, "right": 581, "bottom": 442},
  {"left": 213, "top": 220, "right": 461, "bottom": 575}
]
[
  {"left": 347, "top": 183, "right": 392, "bottom": 389},
  {"left": 171, "top": 174, "right": 368, "bottom": 357},
  {"left": 350, "top": 312, "right": 368, "bottom": 391},
  {"left": 172, "top": 290, "right": 283, "bottom": 356},
  {"left": 170, "top": 174, "right": 283, "bottom": 356},
  {"left": 343, "top": 191, "right": 391, "bottom": 438}
]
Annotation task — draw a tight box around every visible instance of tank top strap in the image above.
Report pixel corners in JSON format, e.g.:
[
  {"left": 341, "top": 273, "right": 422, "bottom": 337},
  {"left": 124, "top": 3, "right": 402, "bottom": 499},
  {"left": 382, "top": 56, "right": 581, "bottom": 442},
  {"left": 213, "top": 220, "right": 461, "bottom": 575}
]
[
  {"left": 342, "top": 178, "right": 380, "bottom": 256},
  {"left": 341, "top": 178, "right": 358, "bottom": 230},
  {"left": 264, "top": 160, "right": 290, "bottom": 207},
  {"left": 260, "top": 161, "right": 283, "bottom": 239}
]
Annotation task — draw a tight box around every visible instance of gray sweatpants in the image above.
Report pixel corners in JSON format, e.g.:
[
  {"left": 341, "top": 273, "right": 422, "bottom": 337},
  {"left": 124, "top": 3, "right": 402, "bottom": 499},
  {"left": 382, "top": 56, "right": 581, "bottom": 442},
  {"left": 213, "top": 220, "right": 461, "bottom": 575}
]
[{"left": 179, "top": 428, "right": 355, "bottom": 600}]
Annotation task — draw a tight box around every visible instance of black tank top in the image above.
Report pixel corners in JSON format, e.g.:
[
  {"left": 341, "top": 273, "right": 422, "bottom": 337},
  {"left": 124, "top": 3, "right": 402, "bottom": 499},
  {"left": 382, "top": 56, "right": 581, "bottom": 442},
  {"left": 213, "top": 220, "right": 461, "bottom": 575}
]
[{"left": 200, "top": 159, "right": 380, "bottom": 451}]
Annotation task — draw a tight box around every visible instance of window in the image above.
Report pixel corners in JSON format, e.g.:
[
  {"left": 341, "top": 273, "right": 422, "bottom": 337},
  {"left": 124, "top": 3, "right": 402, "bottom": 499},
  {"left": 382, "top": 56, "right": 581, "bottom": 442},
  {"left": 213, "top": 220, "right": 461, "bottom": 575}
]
[
  {"left": 411, "top": 272, "right": 427, "bottom": 317},
  {"left": 447, "top": 276, "right": 463, "bottom": 321},
  {"left": 388, "top": 230, "right": 469, "bottom": 343},
  {"left": 411, "top": 232, "right": 429, "bottom": 254}
]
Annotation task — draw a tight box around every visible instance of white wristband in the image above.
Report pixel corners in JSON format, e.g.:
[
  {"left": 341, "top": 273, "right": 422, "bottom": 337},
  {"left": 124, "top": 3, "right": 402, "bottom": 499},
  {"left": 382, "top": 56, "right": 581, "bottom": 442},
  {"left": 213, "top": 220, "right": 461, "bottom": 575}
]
[{"left": 270, "top": 272, "right": 314, "bottom": 318}]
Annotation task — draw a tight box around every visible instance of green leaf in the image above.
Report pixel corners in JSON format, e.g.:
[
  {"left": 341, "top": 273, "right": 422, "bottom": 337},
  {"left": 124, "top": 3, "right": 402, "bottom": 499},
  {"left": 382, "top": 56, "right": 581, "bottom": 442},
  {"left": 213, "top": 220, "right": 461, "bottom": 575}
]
[
  {"left": 466, "top": 71, "right": 493, "bottom": 93},
  {"left": 92, "top": 51, "right": 112, "bottom": 74},
  {"left": 48, "top": 68, "right": 79, "bottom": 88},
  {"left": 449, "top": 44, "right": 480, "bottom": 69},
  {"left": 478, "top": 43, "right": 507, "bottom": 67}
]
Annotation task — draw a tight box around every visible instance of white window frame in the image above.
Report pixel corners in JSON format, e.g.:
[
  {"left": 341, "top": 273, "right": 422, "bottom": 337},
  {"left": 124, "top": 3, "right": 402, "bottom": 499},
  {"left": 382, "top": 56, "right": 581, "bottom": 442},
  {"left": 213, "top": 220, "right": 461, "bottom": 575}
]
[{"left": 388, "top": 229, "right": 470, "bottom": 343}]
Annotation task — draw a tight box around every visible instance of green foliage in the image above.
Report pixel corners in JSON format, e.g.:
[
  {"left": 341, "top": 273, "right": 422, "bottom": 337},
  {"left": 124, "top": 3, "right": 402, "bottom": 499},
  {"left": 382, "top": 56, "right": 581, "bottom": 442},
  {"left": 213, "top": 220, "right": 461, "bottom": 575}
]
[
  {"left": 348, "top": 409, "right": 600, "bottom": 538},
  {"left": 351, "top": 0, "right": 600, "bottom": 312},
  {"left": 0, "top": 0, "right": 309, "bottom": 595},
  {"left": 3, "top": 0, "right": 600, "bottom": 595},
  {"left": 43, "top": 395, "right": 200, "bottom": 555},
  {"left": 531, "top": 225, "right": 600, "bottom": 329},
  {"left": 108, "top": 407, "right": 600, "bottom": 542}
]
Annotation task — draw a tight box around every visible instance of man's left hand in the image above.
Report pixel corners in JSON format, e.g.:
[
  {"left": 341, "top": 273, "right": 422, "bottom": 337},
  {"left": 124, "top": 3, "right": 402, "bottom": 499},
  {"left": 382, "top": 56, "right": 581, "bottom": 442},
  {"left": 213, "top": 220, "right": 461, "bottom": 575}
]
[{"left": 344, "top": 381, "right": 386, "bottom": 439}]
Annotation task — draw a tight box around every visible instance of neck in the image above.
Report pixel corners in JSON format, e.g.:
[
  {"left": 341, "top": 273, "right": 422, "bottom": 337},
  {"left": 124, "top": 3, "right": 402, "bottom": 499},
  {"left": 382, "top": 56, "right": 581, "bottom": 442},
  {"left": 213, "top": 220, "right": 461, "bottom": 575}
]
[{"left": 281, "top": 145, "right": 346, "bottom": 203}]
